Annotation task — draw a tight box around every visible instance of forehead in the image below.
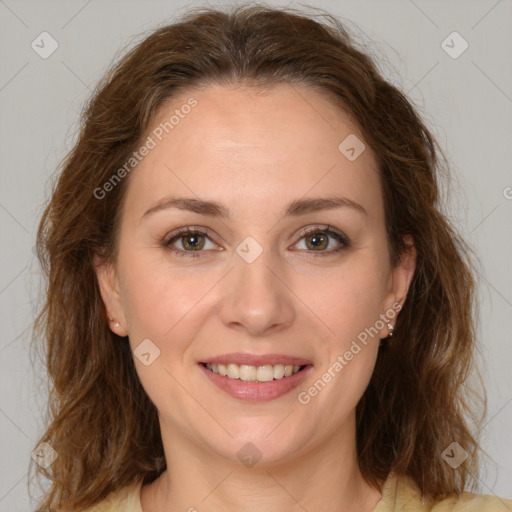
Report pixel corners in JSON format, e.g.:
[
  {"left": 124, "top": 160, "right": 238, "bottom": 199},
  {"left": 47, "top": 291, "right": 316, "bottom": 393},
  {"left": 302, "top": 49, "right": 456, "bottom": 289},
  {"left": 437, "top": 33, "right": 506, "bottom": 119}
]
[{"left": 123, "top": 82, "right": 382, "bottom": 219}]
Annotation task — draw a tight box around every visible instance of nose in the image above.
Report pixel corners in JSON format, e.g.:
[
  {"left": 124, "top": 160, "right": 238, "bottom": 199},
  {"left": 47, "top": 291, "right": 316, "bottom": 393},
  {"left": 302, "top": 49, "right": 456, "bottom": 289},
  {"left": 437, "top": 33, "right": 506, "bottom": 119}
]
[{"left": 218, "top": 248, "right": 296, "bottom": 337}]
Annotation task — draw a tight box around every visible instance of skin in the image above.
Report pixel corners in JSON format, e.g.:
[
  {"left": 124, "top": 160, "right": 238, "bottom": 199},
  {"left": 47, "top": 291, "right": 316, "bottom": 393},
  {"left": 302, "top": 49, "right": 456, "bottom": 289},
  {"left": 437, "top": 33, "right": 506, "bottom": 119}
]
[{"left": 95, "top": 82, "right": 416, "bottom": 512}]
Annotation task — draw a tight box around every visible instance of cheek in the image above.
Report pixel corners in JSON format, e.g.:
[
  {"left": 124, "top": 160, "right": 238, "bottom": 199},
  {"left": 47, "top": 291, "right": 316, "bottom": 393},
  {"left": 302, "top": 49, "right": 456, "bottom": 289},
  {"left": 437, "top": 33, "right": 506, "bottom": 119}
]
[
  {"left": 121, "top": 241, "right": 389, "bottom": 345},
  {"left": 118, "top": 258, "right": 209, "bottom": 412},
  {"left": 119, "top": 250, "right": 218, "bottom": 352},
  {"left": 298, "top": 265, "right": 386, "bottom": 418},
  {"left": 122, "top": 272, "right": 193, "bottom": 341},
  {"left": 299, "top": 255, "right": 389, "bottom": 342}
]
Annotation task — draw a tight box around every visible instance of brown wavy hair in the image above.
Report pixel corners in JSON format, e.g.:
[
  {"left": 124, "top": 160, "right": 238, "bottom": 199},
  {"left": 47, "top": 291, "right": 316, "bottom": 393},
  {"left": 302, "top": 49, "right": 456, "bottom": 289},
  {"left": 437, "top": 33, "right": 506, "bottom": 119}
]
[{"left": 30, "top": 3, "right": 487, "bottom": 510}]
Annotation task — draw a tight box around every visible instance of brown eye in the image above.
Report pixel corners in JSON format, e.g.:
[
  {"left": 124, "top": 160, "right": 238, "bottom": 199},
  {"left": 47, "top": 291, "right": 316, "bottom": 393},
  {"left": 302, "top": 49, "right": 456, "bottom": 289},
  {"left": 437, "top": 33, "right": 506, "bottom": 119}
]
[
  {"left": 293, "top": 226, "right": 349, "bottom": 256},
  {"left": 177, "top": 233, "right": 206, "bottom": 251},
  {"left": 304, "top": 231, "right": 329, "bottom": 251},
  {"left": 163, "top": 227, "right": 218, "bottom": 258}
]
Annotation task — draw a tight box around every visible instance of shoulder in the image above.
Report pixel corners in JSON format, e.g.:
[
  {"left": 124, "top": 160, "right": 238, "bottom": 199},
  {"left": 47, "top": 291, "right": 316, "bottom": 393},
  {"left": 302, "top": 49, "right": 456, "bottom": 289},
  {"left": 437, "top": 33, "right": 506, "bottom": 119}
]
[
  {"left": 431, "top": 491, "right": 512, "bottom": 511},
  {"left": 81, "top": 478, "right": 144, "bottom": 512},
  {"left": 374, "top": 472, "right": 512, "bottom": 512}
]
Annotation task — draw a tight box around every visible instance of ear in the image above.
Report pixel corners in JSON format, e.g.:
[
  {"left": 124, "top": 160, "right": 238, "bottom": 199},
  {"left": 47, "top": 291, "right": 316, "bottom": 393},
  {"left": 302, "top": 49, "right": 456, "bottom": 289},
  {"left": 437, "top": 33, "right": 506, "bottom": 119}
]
[
  {"left": 381, "top": 234, "right": 416, "bottom": 336},
  {"left": 93, "top": 255, "right": 128, "bottom": 337}
]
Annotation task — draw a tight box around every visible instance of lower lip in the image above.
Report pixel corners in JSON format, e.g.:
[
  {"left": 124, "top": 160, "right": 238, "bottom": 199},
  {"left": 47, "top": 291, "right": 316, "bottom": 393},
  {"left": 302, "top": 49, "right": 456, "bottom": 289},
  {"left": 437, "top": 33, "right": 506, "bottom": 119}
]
[{"left": 198, "top": 363, "right": 313, "bottom": 402}]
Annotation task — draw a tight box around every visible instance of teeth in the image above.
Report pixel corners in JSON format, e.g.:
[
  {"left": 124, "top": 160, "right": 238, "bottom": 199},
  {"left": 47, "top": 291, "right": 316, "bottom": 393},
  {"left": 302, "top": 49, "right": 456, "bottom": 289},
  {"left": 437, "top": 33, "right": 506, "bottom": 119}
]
[
  {"left": 239, "top": 364, "right": 256, "bottom": 381},
  {"left": 205, "top": 362, "right": 303, "bottom": 382},
  {"left": 273, "top": 364, "right": 285, "bottom": 379},
  {"left": 227, "top": 363, "right": 239, "bottom": 379},
  {"left": 257, "top": 365, "right": 274, "bottom": 382}
]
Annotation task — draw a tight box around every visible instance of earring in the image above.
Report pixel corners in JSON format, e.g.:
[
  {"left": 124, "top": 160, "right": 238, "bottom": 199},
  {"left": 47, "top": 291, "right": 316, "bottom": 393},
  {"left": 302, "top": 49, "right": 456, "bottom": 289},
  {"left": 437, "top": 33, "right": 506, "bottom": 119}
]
[
  {"left": 387, "top": 323, "right": 394, "bottom": 338},
  {"left": 109, "top": 316, "right": 120, "bottom": 328}
]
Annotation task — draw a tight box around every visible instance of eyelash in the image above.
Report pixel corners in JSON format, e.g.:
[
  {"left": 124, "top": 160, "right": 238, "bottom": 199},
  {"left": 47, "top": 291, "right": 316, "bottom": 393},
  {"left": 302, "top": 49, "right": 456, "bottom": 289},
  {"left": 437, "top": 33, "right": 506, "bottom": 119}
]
[{"left": 162, "top": 225, "right": 350, "bottom": 259}]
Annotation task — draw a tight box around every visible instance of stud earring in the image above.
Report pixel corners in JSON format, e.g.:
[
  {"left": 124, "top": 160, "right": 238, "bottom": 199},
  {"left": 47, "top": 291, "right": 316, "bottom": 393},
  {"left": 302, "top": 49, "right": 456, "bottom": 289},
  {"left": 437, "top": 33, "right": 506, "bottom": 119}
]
[
  {"left": 109, "top": 316, "right": 120, "bottom": 329},
  {"left": 387, "top": 323, "right": 394, "bottom": 337}
]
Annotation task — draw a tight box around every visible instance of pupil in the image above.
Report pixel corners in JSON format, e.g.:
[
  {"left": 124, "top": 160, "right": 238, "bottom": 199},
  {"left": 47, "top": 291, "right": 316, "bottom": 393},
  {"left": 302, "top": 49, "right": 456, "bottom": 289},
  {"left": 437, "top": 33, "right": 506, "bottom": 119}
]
[
  {"left": 309, "top": 233, "right": 327, "bottom": 250},
  {"left": 184, "top": 234, "right": 203, "bottom": 250}
]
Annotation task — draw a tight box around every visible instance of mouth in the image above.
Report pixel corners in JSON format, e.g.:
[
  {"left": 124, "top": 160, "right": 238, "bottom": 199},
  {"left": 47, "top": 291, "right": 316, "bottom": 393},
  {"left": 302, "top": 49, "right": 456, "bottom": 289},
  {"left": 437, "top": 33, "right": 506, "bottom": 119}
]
[
  {"left": 198, "top": 357, "right": 313, "bottom": 402},
  {"left": 201, "top": 362, "right": 309, "bottom": 382}
]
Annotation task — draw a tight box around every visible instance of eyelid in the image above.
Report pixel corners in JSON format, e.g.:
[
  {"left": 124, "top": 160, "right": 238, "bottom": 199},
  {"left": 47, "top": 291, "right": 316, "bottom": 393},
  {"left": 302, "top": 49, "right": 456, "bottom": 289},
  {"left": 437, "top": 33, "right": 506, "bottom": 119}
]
[
  {"left": 163, "top": 225, "right": 219, "bottom": 245},
  {"left": 292, "top": 224, "right": 349, "bottom": 247},
  {"left": 163, "top": 224, "right": 350, "bottom": 257},
  {"left": 295, "top": 224, "right": 345, "bottom": 240}
]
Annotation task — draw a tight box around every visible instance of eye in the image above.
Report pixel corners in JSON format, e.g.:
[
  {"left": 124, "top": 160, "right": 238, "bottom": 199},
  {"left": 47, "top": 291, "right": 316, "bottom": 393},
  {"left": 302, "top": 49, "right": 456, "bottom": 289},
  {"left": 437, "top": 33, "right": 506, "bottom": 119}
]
[
  {"left": 162, "top": 224, "right": 350, "bottom": 259},
  {"left": 162, "top": 226, "right": 219, "bottom": 258},
  {"left": 291, "top": 225, "right": 349, "bottom": 257}
]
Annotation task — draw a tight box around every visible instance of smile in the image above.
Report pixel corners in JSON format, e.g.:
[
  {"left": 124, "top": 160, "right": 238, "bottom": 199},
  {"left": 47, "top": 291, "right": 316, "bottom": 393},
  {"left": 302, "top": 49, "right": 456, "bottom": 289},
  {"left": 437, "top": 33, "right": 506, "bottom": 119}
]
[
  {"left": 199, "top": 361, "right": 313, "bottom": 402},
  {"left": 203, "top": 362, "right": 305, "bottom": 382}
]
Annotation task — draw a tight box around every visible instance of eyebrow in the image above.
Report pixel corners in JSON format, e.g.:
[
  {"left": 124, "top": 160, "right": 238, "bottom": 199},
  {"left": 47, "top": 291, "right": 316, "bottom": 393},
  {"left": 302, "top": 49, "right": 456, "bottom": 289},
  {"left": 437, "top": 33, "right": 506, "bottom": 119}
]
[{"left": 141, "top": 195, "right": 367, "bottom": 221}]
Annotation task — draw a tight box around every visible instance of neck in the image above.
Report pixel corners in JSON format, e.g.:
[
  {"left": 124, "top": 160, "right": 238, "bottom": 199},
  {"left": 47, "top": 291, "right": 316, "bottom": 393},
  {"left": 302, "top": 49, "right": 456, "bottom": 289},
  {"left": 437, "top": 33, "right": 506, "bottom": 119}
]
[{"left": 141, "top": 418, "right": 383, "bottom": 512}]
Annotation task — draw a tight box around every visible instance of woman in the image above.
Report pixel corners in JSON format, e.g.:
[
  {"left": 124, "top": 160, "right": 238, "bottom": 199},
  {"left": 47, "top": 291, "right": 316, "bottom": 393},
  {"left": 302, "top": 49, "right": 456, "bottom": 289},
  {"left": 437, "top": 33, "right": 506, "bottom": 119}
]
[{"left": 30, "top": 4, "right": 512, "bottom": 511}]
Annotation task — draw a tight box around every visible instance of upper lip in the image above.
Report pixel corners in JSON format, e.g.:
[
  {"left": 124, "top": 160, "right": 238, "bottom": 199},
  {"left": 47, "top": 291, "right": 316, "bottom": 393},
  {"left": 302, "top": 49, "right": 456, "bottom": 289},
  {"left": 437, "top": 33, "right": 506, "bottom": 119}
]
[{"left": 200, "top": 353, "right": 313, "bottom": 367}]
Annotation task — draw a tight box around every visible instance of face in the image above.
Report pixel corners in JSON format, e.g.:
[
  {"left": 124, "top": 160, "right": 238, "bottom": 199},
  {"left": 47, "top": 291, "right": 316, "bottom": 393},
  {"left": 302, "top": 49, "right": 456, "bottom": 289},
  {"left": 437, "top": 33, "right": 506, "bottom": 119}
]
[{"left": 96, "top": 83, "right": 415, "bottom": 466}]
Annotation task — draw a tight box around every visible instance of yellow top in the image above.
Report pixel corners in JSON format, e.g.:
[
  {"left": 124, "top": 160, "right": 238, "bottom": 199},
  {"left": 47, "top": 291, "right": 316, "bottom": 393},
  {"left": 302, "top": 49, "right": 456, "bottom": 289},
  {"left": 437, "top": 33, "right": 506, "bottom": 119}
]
[{"left": 85, "top": 471, "right": 512, "bottom": 511}]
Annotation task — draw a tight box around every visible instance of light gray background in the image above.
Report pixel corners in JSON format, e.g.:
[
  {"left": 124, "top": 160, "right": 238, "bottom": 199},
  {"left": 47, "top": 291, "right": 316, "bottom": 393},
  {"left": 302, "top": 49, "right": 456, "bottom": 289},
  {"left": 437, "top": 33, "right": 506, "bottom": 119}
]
[{"left": 0, "top": 0, "right": 511, "bottom": 509}]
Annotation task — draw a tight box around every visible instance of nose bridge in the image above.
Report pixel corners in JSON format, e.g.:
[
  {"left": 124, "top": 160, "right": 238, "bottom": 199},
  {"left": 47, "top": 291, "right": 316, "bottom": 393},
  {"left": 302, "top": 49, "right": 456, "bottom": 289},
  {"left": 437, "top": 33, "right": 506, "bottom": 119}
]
[{"left": 219, "top": 240, "right": 295, "bottom": 335}]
